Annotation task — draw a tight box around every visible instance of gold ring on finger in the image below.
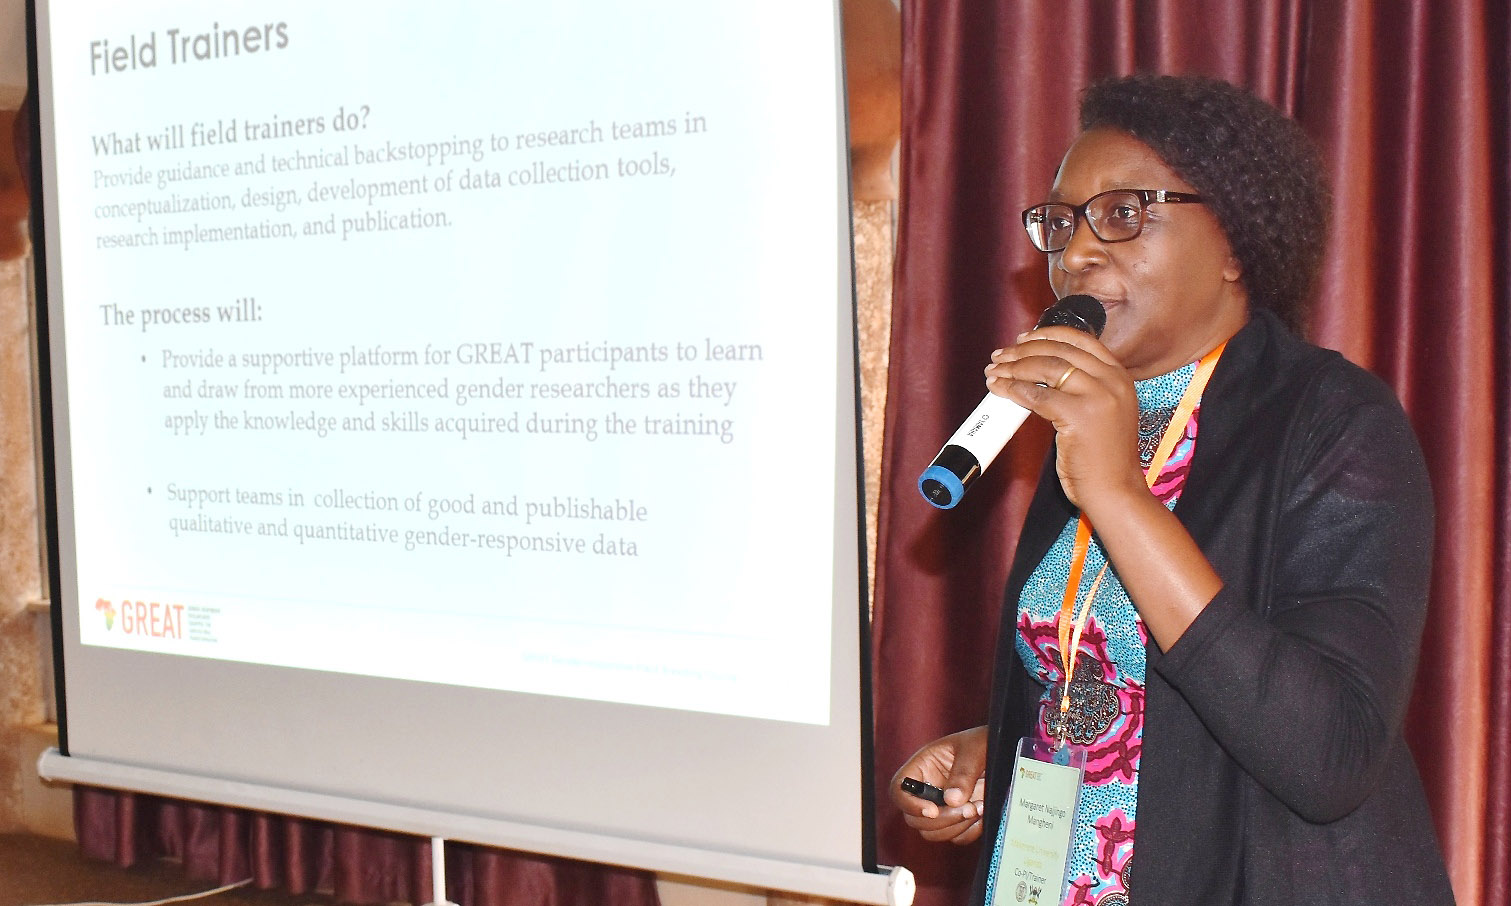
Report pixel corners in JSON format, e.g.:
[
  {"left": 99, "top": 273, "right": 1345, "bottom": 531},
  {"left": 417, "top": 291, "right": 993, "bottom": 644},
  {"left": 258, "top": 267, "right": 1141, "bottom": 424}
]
[{"left": 1053, "top": 364, "right": 1078, "bottom": 390}]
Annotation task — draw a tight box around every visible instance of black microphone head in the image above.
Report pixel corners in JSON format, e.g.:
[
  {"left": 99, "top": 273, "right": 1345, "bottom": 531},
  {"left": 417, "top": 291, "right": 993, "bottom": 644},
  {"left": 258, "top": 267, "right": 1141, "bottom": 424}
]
[{"left": 1036, "top": 294, "right": 1107, "bottom": 337}]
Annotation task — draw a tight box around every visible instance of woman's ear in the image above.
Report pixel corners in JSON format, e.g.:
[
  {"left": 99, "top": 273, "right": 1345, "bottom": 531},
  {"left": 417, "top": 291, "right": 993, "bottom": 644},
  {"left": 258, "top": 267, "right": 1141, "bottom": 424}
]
[{"left": 1222, "top": 253, "right": 1242, "bottom": 284}]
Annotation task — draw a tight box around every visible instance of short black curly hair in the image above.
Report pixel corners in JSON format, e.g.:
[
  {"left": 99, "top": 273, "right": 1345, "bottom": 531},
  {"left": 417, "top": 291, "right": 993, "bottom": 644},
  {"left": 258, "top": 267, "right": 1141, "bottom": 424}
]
[{"left": 1079, "top": 74, "right": 1331, "bottom": 331}]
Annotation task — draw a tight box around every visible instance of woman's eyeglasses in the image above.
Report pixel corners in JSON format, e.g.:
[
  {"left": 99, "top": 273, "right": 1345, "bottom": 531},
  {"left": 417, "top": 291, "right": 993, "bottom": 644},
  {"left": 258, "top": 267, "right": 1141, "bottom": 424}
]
[{"left": 1022, "top": 189, "right": 1205, "bottom": 253}]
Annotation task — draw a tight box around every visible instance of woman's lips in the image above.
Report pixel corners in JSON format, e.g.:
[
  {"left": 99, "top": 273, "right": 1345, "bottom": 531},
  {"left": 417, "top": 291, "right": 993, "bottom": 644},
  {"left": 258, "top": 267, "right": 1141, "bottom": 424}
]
[{"left": 1067, "top": 292, "right": 1123, "bottom": 311}]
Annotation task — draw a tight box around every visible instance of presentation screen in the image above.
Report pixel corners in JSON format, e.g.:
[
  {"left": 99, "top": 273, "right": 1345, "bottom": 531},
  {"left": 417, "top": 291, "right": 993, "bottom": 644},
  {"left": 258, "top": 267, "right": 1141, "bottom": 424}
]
[{"left": 34, "top": 0, "right": 875, "bottom": 890}]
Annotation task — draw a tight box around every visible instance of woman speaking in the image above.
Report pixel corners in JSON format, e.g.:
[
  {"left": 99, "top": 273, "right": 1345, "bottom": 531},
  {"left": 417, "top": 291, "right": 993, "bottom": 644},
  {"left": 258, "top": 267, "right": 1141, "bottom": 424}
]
[{"left": 890, "top": 75, "right": 1455, "bottom": 905}]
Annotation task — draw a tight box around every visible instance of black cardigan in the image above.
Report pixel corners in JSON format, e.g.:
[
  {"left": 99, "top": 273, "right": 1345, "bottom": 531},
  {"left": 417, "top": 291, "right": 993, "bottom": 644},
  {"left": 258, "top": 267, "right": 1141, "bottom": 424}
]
[{"left": 972, "top": 311, "right": 1456, "bottom": 905}]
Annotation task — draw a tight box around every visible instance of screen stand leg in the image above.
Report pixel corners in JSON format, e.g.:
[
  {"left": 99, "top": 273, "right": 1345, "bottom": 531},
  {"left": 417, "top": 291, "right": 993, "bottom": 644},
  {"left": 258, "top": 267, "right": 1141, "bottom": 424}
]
[{"left": 428, "top": 836, "right": 458, "bottom": 906}]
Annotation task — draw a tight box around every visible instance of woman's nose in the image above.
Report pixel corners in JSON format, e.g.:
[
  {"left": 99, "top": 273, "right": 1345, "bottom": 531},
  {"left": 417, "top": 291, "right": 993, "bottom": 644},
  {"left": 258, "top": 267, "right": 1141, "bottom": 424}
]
[{"left": 1054, "top": 217, "right": 1106, "bottom": 274}]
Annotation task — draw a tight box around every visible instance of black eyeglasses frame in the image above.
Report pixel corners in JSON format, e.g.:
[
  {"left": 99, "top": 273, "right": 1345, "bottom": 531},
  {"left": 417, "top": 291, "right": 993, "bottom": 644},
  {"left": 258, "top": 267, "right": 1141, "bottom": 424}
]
[{"left": 1021, "top": 189, "right": 1206, "bottom": 253}]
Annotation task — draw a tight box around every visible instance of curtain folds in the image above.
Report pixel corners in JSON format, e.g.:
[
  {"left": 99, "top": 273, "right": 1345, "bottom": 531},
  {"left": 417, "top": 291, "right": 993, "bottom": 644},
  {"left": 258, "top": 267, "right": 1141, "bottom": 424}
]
[
  {"left": 1487, "top": 1, "right": 1511, "bottom": 901},
  {"left": 73, "top": 787, "right": 661, "bottom": 906},
  {"left": 875, "top": 3, "right": 1508, "bottom": 906}
]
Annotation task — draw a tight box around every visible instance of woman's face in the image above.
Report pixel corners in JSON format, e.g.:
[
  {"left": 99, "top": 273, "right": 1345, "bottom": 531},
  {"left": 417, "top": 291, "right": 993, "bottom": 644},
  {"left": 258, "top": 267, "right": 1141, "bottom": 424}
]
[{"left": 1045, "top": 127, "right": 1248, "bottom": 380}]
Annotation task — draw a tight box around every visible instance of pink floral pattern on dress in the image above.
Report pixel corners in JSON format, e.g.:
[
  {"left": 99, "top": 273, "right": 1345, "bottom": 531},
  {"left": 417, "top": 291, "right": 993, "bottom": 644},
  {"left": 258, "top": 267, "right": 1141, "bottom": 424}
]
[
  {"left": 1017, "top": 613, "right": 1145, "bottom": 785},
  {"left": 1062, "top": 808, "right": 1134, "bottom": 905},
  {"left": 1148, "top": 407, "right": 1199, "bottom": 505},
  {"left": 1004, "top": 362, "right": 1203, "bottom": 906}
]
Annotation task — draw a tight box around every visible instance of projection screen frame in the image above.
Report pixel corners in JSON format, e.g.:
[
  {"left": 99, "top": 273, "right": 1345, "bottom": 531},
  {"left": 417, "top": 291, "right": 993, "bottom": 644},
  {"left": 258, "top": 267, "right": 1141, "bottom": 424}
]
[
  {"left": 38, "top": 749, "right": 914, "bottom": 906},
  {"left": 29, "top": 0, "right": 890, "bottom": 898}
]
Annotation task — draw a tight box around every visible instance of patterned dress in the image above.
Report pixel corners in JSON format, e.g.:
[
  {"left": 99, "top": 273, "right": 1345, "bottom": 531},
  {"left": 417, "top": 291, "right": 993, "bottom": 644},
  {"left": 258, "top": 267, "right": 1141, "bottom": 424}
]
[{"left": 1011, "top": 362, "right": 1201, "bottom": 906}]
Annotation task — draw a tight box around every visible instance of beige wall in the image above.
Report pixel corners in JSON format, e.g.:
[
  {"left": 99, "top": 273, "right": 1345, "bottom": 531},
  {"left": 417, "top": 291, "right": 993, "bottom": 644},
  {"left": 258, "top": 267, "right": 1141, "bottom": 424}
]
[
  {"left": 1, "top": 18, "right": 46, "bottom": 827},
  {"left": 0, "top": 0, "right": 25, "bottom": 103},
  {"left": 1, "top": 0, "right": 46, "bottom": 817},
  {"left": 0, "top": 244, "right": 45, "bottom": 836}
]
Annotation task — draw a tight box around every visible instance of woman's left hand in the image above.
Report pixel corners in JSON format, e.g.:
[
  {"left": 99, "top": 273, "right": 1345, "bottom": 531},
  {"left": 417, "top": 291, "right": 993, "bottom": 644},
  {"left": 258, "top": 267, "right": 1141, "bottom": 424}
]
[{"left": 984, "top": 325, "right": 1145, "bottom": 514}]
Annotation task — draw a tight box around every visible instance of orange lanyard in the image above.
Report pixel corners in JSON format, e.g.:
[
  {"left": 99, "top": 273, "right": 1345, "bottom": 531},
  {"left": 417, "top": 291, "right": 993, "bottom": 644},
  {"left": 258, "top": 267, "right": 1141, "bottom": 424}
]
[{"left": 1054, "top": 343, "right": 1227, "bottom": 731}]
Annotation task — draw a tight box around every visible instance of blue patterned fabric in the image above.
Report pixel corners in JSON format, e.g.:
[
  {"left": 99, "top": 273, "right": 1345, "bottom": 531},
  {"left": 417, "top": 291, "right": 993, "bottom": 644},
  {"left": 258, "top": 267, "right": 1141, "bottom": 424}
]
[{"left": 1010, "top": 362, "right": 1199, "bottom": 906}]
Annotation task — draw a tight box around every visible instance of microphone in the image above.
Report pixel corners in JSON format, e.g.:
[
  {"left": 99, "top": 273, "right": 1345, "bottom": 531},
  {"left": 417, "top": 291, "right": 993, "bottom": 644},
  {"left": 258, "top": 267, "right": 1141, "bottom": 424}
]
[{"left": 918, "top": 294, "right": 1107, "bottom": 509}]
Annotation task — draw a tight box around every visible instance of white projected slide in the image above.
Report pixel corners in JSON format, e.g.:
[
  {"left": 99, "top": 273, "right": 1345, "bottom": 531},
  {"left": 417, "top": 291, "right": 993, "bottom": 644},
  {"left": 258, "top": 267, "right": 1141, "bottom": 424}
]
[{"left": 49, "top": 3, "right": 841, "bottom": 724}]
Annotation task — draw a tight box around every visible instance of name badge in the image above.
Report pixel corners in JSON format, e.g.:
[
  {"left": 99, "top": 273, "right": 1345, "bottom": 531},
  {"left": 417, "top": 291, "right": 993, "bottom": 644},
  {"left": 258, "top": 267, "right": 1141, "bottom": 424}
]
[{"left": 984, "top": 738, "right": 1084, "bottom": 906}]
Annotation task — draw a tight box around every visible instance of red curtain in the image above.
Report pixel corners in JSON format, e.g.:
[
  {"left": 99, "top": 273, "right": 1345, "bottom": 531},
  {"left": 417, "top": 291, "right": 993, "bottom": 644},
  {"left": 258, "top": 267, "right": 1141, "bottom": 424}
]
[
  {"left": 73, "top": 787, "right": 660, "bottom": 906},
  {"left": 873, "top": 3, "right": 1509, "bottom": 906}
]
